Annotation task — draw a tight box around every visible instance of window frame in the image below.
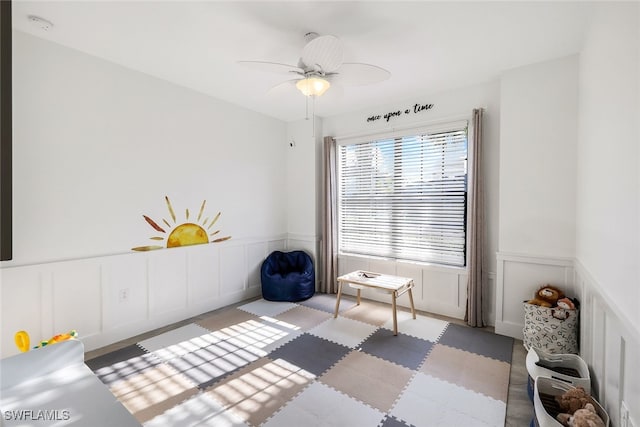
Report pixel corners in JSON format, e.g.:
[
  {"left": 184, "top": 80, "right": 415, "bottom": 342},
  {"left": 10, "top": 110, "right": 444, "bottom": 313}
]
[{"left": 335, "top": 120, "right": 470, "bottom": 268}]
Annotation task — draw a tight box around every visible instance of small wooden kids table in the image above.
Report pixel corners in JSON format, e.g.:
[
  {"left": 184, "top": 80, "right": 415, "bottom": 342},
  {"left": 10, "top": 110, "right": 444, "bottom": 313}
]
[{"left": 335, "top": 270, "right": 416, "bottom": 335}]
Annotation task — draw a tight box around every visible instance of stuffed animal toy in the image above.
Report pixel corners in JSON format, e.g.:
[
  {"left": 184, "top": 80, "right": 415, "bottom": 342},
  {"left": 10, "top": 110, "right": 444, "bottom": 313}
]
[
  {"left": 557, "top": 297, "right": 576, "bottom": 310},
  {"left": 555, "top": 386, "right": 597, "bottom": 415},
  {"left": 557, "top": 403, "right": 605, "bottom": 427},
  {"left": 552, "top": 297, "right": 577, "bottom": 319},
  {"left": 527, "top": 285, "right": 565, "bottom": 307}
]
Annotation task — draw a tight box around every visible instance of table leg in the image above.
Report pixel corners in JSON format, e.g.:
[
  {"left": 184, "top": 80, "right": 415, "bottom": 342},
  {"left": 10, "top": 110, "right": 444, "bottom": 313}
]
[
  {"left": 334, "top": 281, "right": 343, "bottom": 318},
  {"left": 408, "top": 287, "right": 416, "bottom": 320},
  {"left": 357, "top": 288, "right": 361, "bottom": 305},
  {"left": 392, "top": 291, "right": 398, "bottom": 336}
]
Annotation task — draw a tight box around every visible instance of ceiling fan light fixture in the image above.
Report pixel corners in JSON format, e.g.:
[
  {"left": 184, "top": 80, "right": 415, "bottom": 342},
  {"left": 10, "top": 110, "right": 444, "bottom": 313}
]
[{"left": 296, "top": 77, "right": 331, "bottom": 97}]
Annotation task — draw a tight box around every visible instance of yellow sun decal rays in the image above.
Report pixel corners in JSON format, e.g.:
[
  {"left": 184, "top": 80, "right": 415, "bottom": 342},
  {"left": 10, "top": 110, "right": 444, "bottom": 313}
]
[{"left": 132, "top": 196, "right": 231, "bottom": 252}]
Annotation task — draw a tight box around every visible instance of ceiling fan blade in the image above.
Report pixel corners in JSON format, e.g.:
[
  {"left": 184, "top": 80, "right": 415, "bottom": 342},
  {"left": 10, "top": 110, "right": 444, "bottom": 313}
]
[
  {"left": 332, "top": 63, "right": 391, "bottom": 86},
  {"left": 238, "top": 61, "right": 303, "bottom": 75},
  {"left": 301, "top": 35, "right": 344, "bottom": 73},
  {"left": 267, "top": 78, "right": 302, "bottom": 96}
]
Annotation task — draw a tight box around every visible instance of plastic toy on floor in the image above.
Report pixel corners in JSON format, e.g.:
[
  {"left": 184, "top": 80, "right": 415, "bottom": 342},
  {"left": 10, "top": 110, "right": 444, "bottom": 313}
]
[{"left": 14, "top": 330, "right": 78, "bottom": 352}]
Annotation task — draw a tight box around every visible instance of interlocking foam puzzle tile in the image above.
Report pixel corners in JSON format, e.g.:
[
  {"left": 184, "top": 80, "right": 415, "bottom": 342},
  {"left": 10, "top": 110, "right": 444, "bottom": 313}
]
[
  {"left": 273, "top": 305, "right": 333, "bottom": 331},
  {"left": 267, "top": 333, "right": 351, "bottom": 377},
  {"left": 143, "top": 392, "right": 249, "bottom": 427},
  {"left": 214, "top": 317, "right": 293, "bottom": 356},
  {"left": 437, "top": 323, "right": 514, "bottom": 363},
  {"left": 308, "top": 316, "right": 379, "bottom": 349},
  {"left": 86, "top": 346, "right": 163, "bottom": 386},
  {"left": 196, "top": 308, "right": 260, "bottom": 334},
  {"left": 204, "top": 357, "right": 315, "bottom": 426},
  {"left": 236, "top": 299, "right": 297, "bottom": 318},
  {"left": 86, "top": 343, "right": 149, "bottom": 371},
  {"left": 391, "top": 372, "right": 506, "bottom": 427},
  {"left": 320, "top": 350, "right": 414, "bottom": 412},
  {"left": 381, "top": 311, "right": 449, "bottom": 343},
  {"left": 262, "top": 382, "right": 384, "bottom": 427},
  {"left": 359, "top": 329, "right": 434, "bottom": 370},
  {"left": 108, "top": 362, "right": 200, "bottom": 423},
  {"left": 341, "top": 300, "right": 397, "bottom": 326},
  {"left": 379, "top": 415, "right": 416, "bottom": 427},
  {"left": 167, "top": 342, "right": 261, "bottom": 390},
  {"left": 420, "top": 343, "right": 511, "bottom": 402},
  {"left": 299, "top": 293, "right": 357, "bottom": 314},
  {"left": 138, "top": 324, "right": 213, "bottom": 353}
]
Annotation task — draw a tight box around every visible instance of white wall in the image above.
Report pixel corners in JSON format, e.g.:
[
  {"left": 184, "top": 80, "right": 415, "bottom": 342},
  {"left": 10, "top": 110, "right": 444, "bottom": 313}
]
[
  {"left": 498, "top": 55, "right": 578, "bottom": 258},
  {"left": 322, "top": 81, "right": 501, "bottom": 323},
  {"left": 494, "top": 5, "right": 640, "bottom": 424},
  {"left": 0, "top": 32, "right": 288, "bottom": 358},
  {"left": 495, "top": 55, "right": 579, "bottom": 338},
  {"left": 576, "top": 2, "right": 639, "bottom": 334},
  {"left": 8, "top": 31, "right": 287, "bottom": 265},
  {"left": 285, "top": 118, "right": 321, "bottom": 266},
  {"left": 576, "top": 3, "right": 639, "bottom": 425}
]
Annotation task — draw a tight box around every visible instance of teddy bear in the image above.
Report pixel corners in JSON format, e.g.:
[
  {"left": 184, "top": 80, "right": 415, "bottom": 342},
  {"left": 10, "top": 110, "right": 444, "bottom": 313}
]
[
  {"left": 555, "top": 386, "right": 597, "bottom": 415},
  {"left": 557, "top": 403, "right": 605, "bottom": 427},
  {"left": 527, "top": 284, "right": 565, "bottom": 307}
]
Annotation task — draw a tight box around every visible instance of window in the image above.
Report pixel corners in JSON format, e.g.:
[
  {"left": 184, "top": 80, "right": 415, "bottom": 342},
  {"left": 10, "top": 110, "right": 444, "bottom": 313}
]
[{"left": 337, "top": 125, "right": 468, "bottom": 267}]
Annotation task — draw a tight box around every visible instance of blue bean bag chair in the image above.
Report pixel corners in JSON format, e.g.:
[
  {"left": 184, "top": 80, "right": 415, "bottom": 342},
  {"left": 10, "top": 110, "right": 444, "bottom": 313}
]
[{"left": 261, "top": 250, "right": 315, "bottom": 302}]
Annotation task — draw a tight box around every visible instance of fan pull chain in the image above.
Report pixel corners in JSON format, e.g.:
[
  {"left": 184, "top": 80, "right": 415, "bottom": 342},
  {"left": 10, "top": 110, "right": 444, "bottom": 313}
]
[
  {"left": 312, "top": 95, "right": 316, "bottom": 137},
  {"left": 305, "top": 95, "right": 309, "bottom": 121}
]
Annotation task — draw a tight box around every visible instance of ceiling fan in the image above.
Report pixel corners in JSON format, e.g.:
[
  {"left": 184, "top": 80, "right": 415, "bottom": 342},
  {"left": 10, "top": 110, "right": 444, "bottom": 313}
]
[{"left": 238, "top": 32, "right": 391, "bottom": 99}]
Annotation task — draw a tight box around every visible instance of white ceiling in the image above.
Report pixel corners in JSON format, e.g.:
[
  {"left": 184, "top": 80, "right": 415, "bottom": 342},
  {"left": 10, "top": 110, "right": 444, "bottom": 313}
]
[{"left": 12, "top": 1, "right": 594, "bottom": 122}]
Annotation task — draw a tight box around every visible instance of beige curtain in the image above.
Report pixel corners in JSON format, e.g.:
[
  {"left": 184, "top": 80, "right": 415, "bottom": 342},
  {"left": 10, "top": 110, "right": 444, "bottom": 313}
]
[
  {"left": 465, "top": 108, "right": 485, "bottom": 327},
  {"left": 321, "top": 136, "right": 339, "bottom": 293}
]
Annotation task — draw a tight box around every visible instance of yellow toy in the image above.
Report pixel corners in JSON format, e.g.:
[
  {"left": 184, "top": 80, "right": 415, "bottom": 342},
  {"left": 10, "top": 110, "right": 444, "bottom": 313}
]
[
  {"left": 14, "top": 330, "right": 30, "bottom": 352},
  {"left": 14, "top": 330, "right": 78, "bottom": 352}
]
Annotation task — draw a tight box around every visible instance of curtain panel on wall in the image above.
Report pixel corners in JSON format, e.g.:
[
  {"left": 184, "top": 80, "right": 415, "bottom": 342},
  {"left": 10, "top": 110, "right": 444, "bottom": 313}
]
[
  {"left": 465, "top": 108, "right": 485, "bottom": 327},
  {"left": 321, "top": 136, "right": 338, "bottom": 294}
]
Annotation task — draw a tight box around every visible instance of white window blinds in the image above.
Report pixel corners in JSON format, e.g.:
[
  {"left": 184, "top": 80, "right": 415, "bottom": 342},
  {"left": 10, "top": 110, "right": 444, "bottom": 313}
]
[{"left": 337, "top": 126, "right": 468, "bottom": 267}]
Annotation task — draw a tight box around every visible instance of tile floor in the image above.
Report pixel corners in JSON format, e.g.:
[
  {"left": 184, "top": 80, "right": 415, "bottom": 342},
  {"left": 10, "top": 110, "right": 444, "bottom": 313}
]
[{"left": 85, "top": 296, "right": 535, "bottom": 426}]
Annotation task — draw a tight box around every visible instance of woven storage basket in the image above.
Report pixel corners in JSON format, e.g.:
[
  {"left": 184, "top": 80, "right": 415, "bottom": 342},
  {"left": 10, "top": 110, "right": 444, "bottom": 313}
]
[{"left": 523, "top": 303, "right": 578, "bottom": 354}]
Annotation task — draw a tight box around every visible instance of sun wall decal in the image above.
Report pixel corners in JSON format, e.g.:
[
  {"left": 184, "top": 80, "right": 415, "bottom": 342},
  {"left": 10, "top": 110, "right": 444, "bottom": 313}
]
[{"left": 132, "top": 196, "right": 231, "bottom": 252}]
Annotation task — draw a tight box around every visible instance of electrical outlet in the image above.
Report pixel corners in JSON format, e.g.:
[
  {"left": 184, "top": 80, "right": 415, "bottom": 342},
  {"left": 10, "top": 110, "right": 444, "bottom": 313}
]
[
  {"left": 621, "top": 401, "right": 630, "bottom": 427},
  {"left": 118, "top": 288, "right": 130, "bottom": 303}
]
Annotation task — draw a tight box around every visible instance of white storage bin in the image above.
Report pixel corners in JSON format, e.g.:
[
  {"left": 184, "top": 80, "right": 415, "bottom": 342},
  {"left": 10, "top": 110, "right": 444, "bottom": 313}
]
[
  {"left": 526, "top": 347, "right": 591, "bottom": 400},
  {"left": 533, "top": 377, "right": 609, "bottom": 427}
]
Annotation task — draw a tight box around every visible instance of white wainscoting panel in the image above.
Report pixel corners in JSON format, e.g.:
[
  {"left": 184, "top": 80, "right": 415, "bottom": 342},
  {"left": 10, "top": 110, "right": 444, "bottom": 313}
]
[
  {"left": 286, "top": 234, "right": 318, "bottom": 261},
  {"left": 247, "top": 242, "right": 268, "bottom": 290},
  {"left": 337, "top": 255, "right": 469, "bottom": 320},
  {"left": 0, "top": 236, "right": 285, "bottom": 359},
  {"left": 148, "top": 249, "right": 188, "bottom": 317},
  {"left": 495, "top": 252, "right": 574, "bottom": 338},
  {"left": 495, "top": 253, "right": 640, "bottom": 426},
  {"left": 186, "top": 244, "right": 220, "bottom": 307},
  {"left": 219, "top": 244, "right": 247, "bottom": 296},
  {"left": 0, "top": 267, "right": 43, "bottom": 356},
  {"left": 103, "top": 253, "right": 148, "bottom": 331},
  {"left": 575, "top": 261, "right": 640, "bottom": 427},
  {"left": 267, "top": 239, "right": 286, "bottom": 254},
  {"left": 52, "top": 261, "right": 103, "bottom": 340}
]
